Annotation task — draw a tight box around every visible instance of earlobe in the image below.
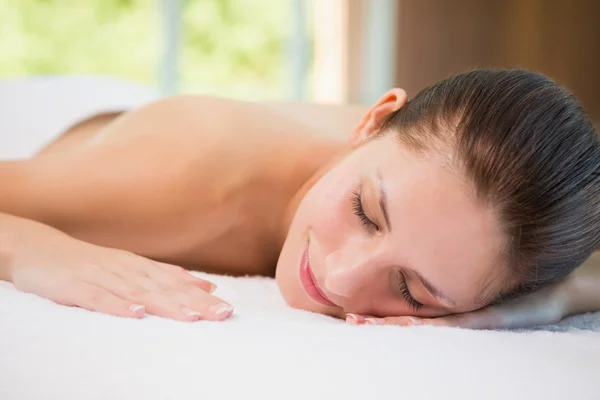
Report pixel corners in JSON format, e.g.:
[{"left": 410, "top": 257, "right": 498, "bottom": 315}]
[{"left": 349, "top": 88, "right": 407, "bottom": 148}]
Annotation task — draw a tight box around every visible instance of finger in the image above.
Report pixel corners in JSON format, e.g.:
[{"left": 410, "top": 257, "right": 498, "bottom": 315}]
[
  {"left": 93, "top": 272, "right": 205, "bottom": 322},
  {"left": 107, "top": 273, "right": 224, "bottom": 322},
  {"left": 106, "top": 254, "right": 216, "bottom": 294},
  {"left": 83, "top": 272, "right": 184, "bottom": 322},
  {"left": 133, "top": 274, "right": 171, "bottom": 294},
  {"left": 357, "top": 315, "right": 462, "bottom": 328},
  {"left": 151, "top": 262, "right": 216, "bottom": 293},
  {"left": 134, "top": 290, "right": 204, "bottom": 322},
  {"left": 165, "top": 283, "right": 234, "bottom": 321},
  {"left": 67, "top": 282, "right": 145, "bottom": 319},
  {"left": 79, "top": 265, "right": 150, "bottom": 301},
  {"left": 374, "top": 316, "right": 427, "bottom": 327},
  {"left": 345, "top": 313, "right": 367, "bottom": 325},
  {"left": 345, "top": 313, "right": 420, "bottom": 327}
]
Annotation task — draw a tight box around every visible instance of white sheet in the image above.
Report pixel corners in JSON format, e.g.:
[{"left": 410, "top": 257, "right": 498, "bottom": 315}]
[
  {"left": 1, "top": 275, "right": 600, "bottom": 400},
  {"left": 1, "top": 76, "right": 599, "bottom": 400}
]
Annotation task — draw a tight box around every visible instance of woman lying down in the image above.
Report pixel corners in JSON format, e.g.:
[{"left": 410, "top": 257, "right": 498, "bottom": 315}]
[{"left": 1, "top": 69, "right": 599, "bottom": 329}]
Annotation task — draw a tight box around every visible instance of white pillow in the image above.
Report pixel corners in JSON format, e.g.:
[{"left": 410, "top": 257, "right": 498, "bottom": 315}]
[{"left": 0, "top": 75, "right": 157, "bottom": 159}]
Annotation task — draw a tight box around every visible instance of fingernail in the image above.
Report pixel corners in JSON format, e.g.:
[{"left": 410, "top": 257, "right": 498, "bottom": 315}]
[
  {"left": 345, "top": 313, "right": 363, "bottom": 325},
  {"left": 208, "top": 282, "right": 217, "bottom": 293},
  {"left": 408, "top": 317, "right": 422, "bottom": 326},
  {"left": 129, "top": 304, "right": 145, "bottom": 314},
  {"left": 181, "top": 307, "right": 203, "bottom": 318},
  {"left": 209, "top": 303, "right": 234, "bottom": 318},
  {"left": 365, "top": 317, "right": 385, "bottom": 325}
]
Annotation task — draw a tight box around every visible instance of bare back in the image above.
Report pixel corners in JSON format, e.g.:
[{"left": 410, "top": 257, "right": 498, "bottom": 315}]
[{"left": 3, "top": 96, "right": 367, "bottom": 276}]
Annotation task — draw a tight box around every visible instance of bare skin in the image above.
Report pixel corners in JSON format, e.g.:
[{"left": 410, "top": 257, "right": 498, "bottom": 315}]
[
  {"left": 0, "top": 94, "right": 598, "bottom": 328},
  {"left": 8, "top": 96, "right": 364, "bottom": 275},
  {"left": 0, "top": 96, "right": 369, "bottom": 321}
]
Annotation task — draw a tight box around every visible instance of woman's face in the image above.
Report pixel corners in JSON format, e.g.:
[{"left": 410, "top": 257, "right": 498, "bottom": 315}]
[{"left": 275, "top": 132, "right": 505, "bottom": 319}]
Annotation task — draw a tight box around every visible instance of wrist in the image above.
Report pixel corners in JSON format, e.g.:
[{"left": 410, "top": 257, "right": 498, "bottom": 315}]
[{"left": 562, "top": 255, "right": 600, "bottom": 316}]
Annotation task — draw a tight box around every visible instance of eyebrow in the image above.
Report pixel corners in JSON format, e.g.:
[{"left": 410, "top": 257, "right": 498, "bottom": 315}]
[
  {"left": 375, "top": 169, "right": 392, "bottom": 231},
  {"left": 410, "top": 269, "right": 457, "bottom": 309}
]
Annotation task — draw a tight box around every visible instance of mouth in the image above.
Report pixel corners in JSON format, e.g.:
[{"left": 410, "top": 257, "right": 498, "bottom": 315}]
[{"left": 299, "top": 240, "right": 336, "bottom": 307}]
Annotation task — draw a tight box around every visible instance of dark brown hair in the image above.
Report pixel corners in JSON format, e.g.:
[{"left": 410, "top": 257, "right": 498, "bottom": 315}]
[{"left": 379, "top": 69, "right": 600, "bottom": 303}]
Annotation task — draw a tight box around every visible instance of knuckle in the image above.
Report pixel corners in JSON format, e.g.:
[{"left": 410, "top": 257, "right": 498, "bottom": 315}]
[
  {"left": 129, "top": 267, "right": 149, "bottom": 279},
  {"left": 176, "top": 280, "right": 195, "bottom": 291},
  {"left": 178, "top": 281, "right": 199, "bottom": 293},
  {"left": 124, "top": 287, "right": 147, "bottom": 300},
  {"left": 165, "top": 263, "right": 186, "bottom": 274},
  {"left": 162, "top": 287, "right": 186, "bottom": 299},
  {"left": 168, "top": 279, "right": 197, "bottom": 294},
  {"left": 79, "top": 288, "right": 106, "bottom": 307}
]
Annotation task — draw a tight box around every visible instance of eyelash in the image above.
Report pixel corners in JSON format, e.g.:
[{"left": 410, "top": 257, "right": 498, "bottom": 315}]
[
  {"left": 351, "top": 190, "right": 379, "bottom": 232},
  {"left": 352, "top": 189, "right": 421, "bottom": 311},
  {"left": 397, "top": 272, "right": 423, "bottom": 312}
]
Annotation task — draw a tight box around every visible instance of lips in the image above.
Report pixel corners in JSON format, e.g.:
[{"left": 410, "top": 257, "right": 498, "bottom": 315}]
[{"left": 299, "top": 241, "right": 336, "bottom": 307}]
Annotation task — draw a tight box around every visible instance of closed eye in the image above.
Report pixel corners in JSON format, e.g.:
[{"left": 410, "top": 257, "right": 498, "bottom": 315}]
[
  {"left": 351, "top": 190, "right": 380, "bottom": 232},
  {"left": 396, "top": 271, "right": 423, "bottom": 312}
]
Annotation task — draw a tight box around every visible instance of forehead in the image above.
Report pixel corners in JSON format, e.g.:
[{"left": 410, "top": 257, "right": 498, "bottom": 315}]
[{"left": 363, "top": 137, "right": 506, "bottom": 308}]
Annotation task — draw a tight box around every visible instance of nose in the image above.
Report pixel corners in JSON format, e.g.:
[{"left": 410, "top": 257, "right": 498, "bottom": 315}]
[{"left": 322, "top": 239, "right": 379, "bottom": 298}]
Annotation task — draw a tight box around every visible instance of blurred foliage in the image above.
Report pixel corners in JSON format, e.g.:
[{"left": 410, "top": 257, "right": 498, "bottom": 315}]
[
  {"left": 0, "top": 0, "right": 293, "bottom": 100},
  {"left": 181, "top": 0, "right": 288, "bottom": 98}
]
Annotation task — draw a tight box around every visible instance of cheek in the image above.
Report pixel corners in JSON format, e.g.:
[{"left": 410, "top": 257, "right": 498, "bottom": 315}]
[{"left": 300, "top": 170, "right": 357, "bottom": 251}]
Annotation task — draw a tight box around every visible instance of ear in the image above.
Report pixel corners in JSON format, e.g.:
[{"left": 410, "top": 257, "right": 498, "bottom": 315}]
[{"left": 349, "top": 88, "right": 407, "bottom": 148}]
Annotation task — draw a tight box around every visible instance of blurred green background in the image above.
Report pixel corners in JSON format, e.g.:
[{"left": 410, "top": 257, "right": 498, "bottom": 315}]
[{"left": 0, "top": 0, "right": 303, "bottom": 100}]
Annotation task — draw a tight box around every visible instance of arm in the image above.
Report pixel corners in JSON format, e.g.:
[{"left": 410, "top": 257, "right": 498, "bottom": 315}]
[{"left": 0, "top": 210, "right": 234, "bottom": 321}]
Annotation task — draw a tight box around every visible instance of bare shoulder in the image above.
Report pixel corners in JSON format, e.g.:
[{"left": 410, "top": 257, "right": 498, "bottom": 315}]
[
  {"left": 98, "top": 95, "right": 314, "bottom": 146},
  {"left": 96, "top": 95, "right": 367, "bottom": 148}
]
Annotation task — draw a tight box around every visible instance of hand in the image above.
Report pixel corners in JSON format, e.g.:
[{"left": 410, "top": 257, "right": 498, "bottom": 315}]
[
  {"left": 3, "top": 215, "right": 234, "bottom": 321},
  {"left": 346, "top": 281, "right": 570, "bottom": 330}
]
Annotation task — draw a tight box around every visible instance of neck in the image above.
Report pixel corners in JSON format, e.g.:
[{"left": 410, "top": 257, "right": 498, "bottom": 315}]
[{"left": 271, "top": 136, "right": 348, "bottom": 250}]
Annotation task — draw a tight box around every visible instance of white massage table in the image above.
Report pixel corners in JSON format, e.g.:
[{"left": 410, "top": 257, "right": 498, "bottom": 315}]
[{"left": 0, "top": 76, "right": 599, "bottom": 400}]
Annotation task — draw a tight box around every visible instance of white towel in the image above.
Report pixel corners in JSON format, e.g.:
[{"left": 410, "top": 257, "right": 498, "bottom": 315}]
[{"left": 1, "top": 273, "right": 599, "bottom": 400}]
